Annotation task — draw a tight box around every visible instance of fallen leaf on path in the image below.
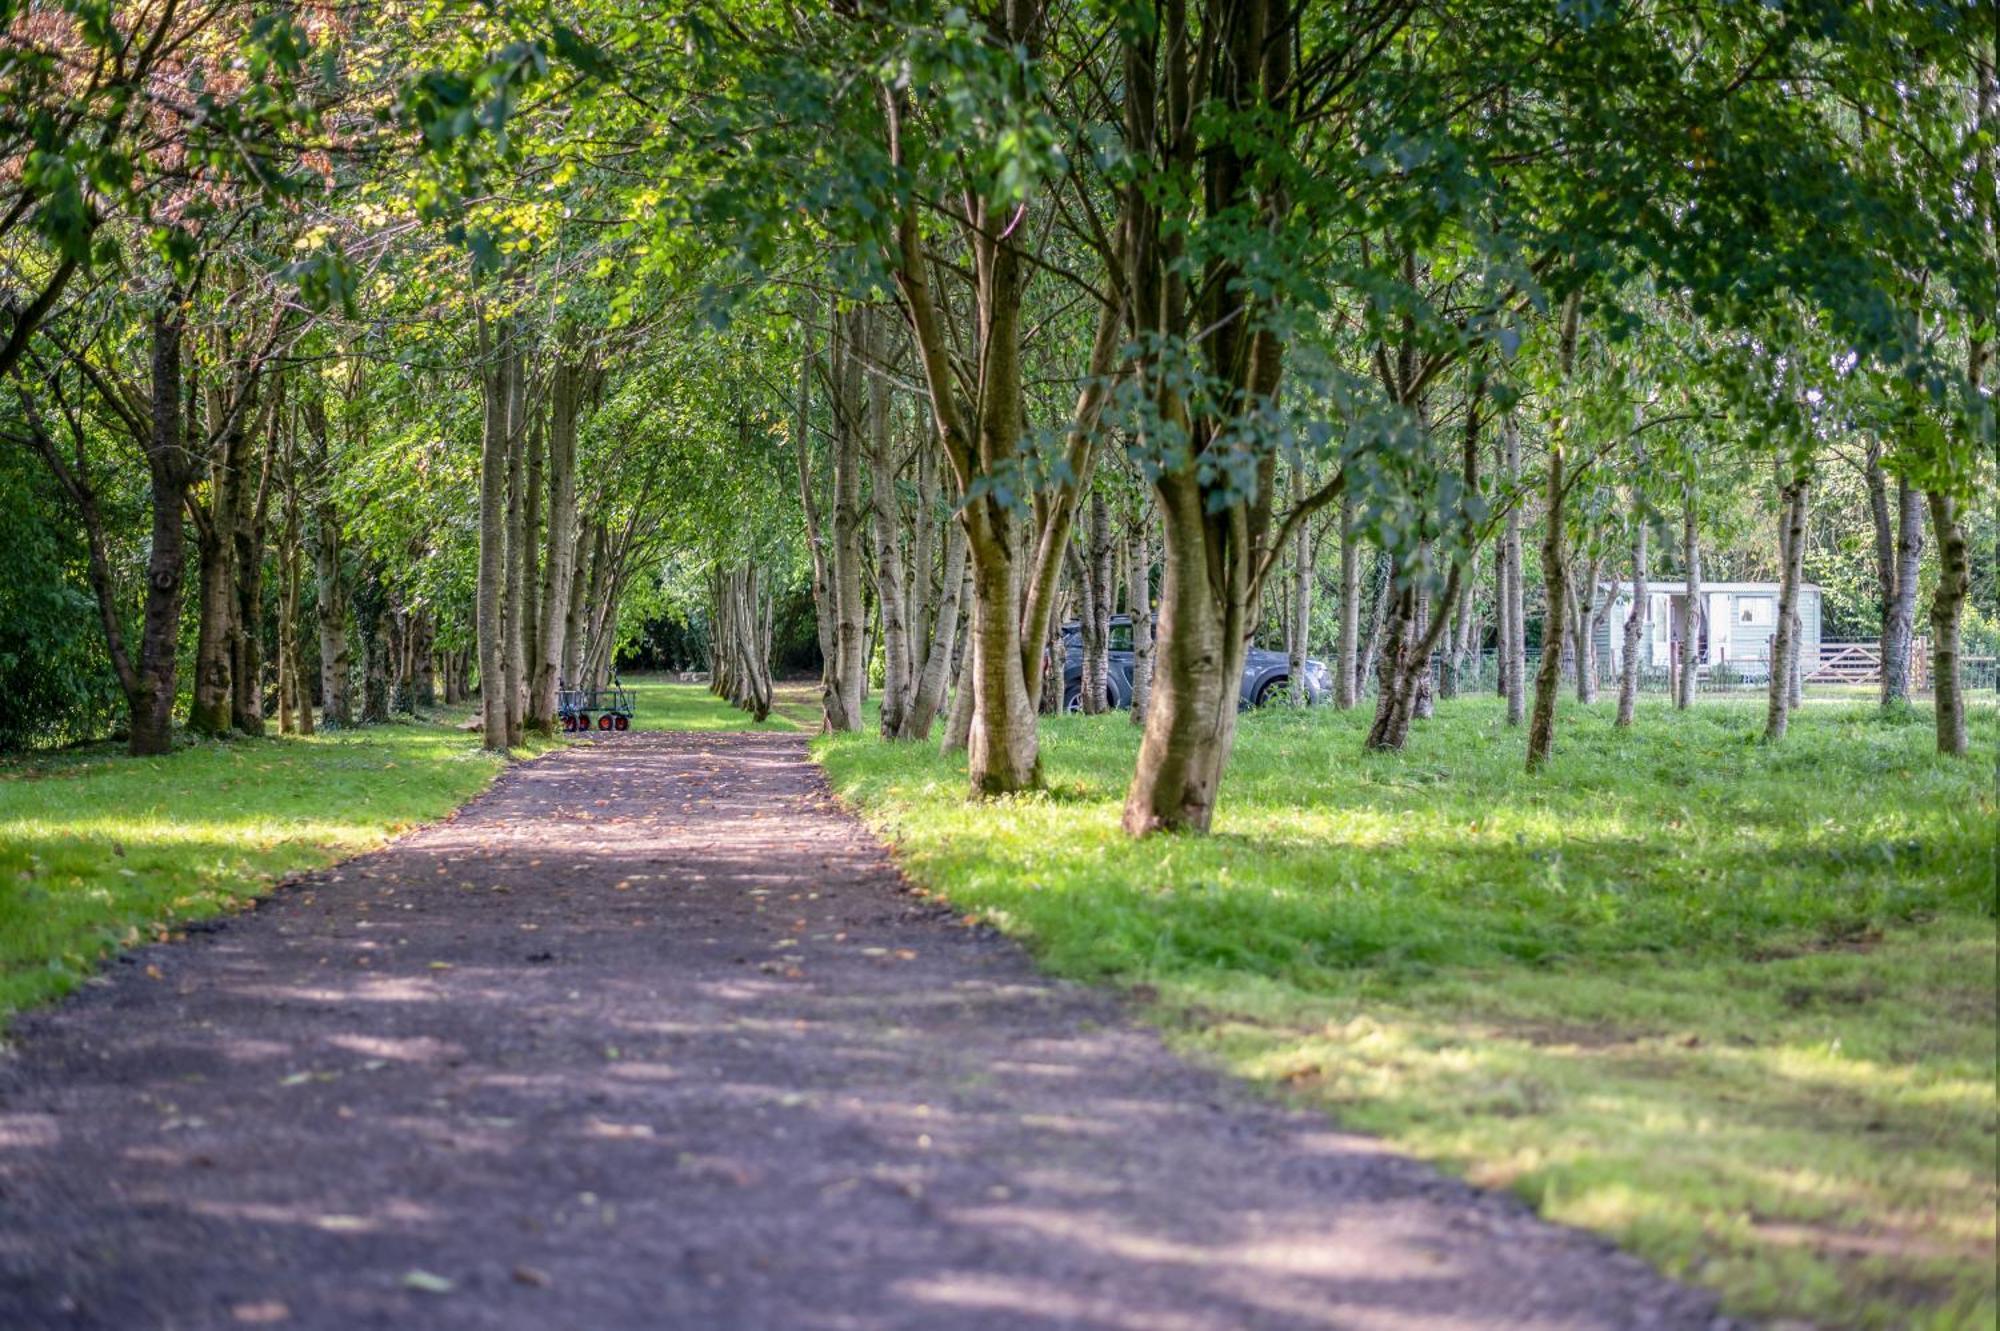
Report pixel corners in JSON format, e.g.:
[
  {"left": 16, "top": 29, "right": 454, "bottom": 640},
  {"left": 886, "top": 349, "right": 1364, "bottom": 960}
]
[
  {"left": 512, "top": 1266, "right": 551, "bottom": 1288},
  {"left": 401, "top": 1270, "right": 455, "bottom": 1294},
  {"left": 585, "top": 1118, "right": 656, "bottom": 1140},
  {"left": 230, "top": 1300, "right": 290, "bottom": 1323}
]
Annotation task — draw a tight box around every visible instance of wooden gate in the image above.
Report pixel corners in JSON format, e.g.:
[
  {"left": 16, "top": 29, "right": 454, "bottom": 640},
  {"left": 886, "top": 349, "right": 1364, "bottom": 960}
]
[{"left": 1807, "top": 641, "right": 1882, "bottom": 684}]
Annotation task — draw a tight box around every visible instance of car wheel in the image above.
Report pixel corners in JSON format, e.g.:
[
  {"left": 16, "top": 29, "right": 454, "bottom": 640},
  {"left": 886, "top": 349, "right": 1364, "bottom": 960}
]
[
  {"left": 1253, "top": 678, "right": 1289, "bottom": 708},
  {"left": 1064, "top": 688, "right": 1082, "bottom": 714}
]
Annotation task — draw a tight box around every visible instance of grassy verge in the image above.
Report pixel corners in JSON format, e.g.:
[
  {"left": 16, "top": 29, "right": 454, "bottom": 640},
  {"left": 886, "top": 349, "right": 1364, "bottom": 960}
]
[
  {"left": 815, "top": 696, "right": 1997, "bottom": 1330},
  {"left": 0, "top": 706, "right": 545, "bottom": 1023}
]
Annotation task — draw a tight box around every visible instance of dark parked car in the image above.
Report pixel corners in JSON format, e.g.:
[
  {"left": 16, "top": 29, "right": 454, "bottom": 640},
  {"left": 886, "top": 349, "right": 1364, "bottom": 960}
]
[{"left": 1059, "top": 616, "right": 1331, "bottom": 712}]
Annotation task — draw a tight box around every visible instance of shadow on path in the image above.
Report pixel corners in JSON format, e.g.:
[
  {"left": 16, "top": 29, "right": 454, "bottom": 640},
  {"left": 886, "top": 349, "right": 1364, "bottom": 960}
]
[{"left": 0, "top": 732, "right": 1733, "bottom": 1330}]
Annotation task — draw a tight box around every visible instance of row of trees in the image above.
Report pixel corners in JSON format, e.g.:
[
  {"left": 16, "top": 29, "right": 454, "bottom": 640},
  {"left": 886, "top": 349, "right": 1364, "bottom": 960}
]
[
  {"left": 647, "top": 0, "right": 1990, "bottom": 835},
  {"left": 3, "top": 2, "right": 1990, "bottom": 842}
]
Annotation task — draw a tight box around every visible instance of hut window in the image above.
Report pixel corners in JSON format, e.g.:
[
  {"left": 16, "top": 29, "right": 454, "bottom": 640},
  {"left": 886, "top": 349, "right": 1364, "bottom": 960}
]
[{"left": 1739, "top": 597, "right": 1774, "bottom": 626}]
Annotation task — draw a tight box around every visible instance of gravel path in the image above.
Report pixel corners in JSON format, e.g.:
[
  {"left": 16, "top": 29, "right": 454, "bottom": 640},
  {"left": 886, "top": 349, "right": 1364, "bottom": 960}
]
[{"left": 0, "top": 730, "right": 1735, "bottom": 1330}]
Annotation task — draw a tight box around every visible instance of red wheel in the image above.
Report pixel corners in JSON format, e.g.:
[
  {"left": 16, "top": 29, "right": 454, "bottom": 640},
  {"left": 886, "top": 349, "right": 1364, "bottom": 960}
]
[
  {"left": 598, "top": 714, "right": 614, "bottom": 730},
  {"left": 575, "top": 713, "right": 591, "bottom": 731},
  {"left": 561, "top": 715, "right": 575, "bottom": 733},
  {"left": 613, "top": 714, "right": 629, "bottom": 731}
]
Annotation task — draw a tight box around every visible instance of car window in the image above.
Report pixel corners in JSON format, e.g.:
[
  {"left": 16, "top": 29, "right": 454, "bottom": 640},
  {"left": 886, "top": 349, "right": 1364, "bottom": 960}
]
[{"left": 1110, "top": 624, "right": 1132, "bottom": 652}]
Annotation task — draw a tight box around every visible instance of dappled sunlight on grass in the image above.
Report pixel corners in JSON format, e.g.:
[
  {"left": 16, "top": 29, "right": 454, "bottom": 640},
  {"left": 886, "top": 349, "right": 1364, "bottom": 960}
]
[
  {"left": 816, "top": 694, "right": 1998, "bottom": 1330},
  {"left": 0, "top": 711, "right": 530, "bottom": 1020}
]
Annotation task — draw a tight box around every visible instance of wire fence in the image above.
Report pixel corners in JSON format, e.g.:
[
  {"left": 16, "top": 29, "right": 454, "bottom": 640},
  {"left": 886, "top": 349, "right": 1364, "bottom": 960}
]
[{"left": 1380, "top": 649, "right": 1998, "bottom": 700}]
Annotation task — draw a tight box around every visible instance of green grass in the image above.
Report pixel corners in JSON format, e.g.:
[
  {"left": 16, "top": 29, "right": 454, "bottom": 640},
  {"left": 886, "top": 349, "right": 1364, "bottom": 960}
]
[
  {"left": 0, "top": 706, "right": 538, "bottom": 1022},
  {"left": 814, "top": 695, "right": 1998, "bottom": 1331},
  {"left": 624, "top": 675, "right": 810, "bottom": 731}
]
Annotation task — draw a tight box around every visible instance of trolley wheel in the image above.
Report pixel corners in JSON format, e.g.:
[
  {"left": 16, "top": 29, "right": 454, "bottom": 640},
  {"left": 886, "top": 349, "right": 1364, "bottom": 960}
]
[
  {"left": 574, "top": 714, "right": 591, "bottom": 732},
  {"left": 598, "top": 714, "right": 614, "bottom": 731},
  {"left": 613, "top": 714, "right": 629, "bottom": 731},
  {"left": 561, "top": 714, "right": 575, "bottom": 733}
]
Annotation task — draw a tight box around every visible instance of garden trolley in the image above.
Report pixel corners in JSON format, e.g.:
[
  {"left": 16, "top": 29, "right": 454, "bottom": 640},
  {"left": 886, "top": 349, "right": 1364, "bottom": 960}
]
[{"left": 558, "top": 679, "right": 636, "bottom": 733}]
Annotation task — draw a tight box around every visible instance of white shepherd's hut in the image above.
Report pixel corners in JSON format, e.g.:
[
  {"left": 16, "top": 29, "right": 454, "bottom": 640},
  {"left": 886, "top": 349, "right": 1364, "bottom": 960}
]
[{"left": 1597, "top": 581, "right": 1822, "bottom": 683}]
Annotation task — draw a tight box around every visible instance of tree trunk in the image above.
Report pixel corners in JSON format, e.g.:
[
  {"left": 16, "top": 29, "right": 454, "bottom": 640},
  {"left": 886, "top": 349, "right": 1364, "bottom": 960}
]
[
  {"left": 1365, "top": 559, "right": 1466, "bottom": 752},
  {"left": 304, "top": 389, "right": 352, "bottom": 727},
  {"left": 475, "top": 310, "right": 512, "bottom": 751},
  {"left": 1357, "top": 551, "right": 1393, "bottom": 704},
  {"left": 230, "top": 382, "right": 276, "bottom": 736},
  {"left": 709, "top": 567, "right": 733, "bottom": 701},
  {"left": 231, "top": 454, "right": 272, "bottom": 735},
  {"left": 910, "top": 429, "right": 936, "bottom": 673},
  {"left": 414, "top": 609, "right": 436, "bottom": 709},
  {"left": 1457, "top": 575, "right": 1481, "bottom": 692},
  {"left": 1122, "top": 476, "right": 1249, "bottom": 834},
  {"left": 963, "top": 536, "right": 1041, "bottom": 792},
  {"left": 825, "top": 305, "right": 869, "bottom": 732},
  {"left": 1526, "top": 451, "right": 1568, "bottom": 770},
  {"left": 276, "top": 427, "right": 302, "bottom": 736},
  {"left": 940, "top": 607, "right": 976, "bottom": 755},
  {"left": 717, "top": 563, "right": 774, "bottom": 722},
  {"left": 520, "top": 393, "right": 544, "bottom": 719},
  {"left": 1411, "top": 583, "right": 1436, "bottom": 720},
  {"left": 791, "top": 303, "right": 840, "bottom": 728},
  {"left": 502, "top": 336, "right": 529, "bottom": 748},
  {"left": 1526, "top": 296, "right": 1580, "bottom": 772},
  {"left": 357, "top": 567, "right": 391, "bottom": 724},
  {"left": 1871, "top": 459, "right": 1923, "bottom": 708},
  {"left": 530, "top": 356, "right": 583, "bottom": 729},
  {"left": 1502, "top": 417, "right": 1526, "bottom": 725},
  {"left": 866, "top": 337, "right": 914, "bottom": 738},
  {"left": 1334, "top": 496, "right": 1360, "bottom": 709},
  {"left": 1574, "top": 551, "right": 1607, "bottom": 704},
  {"left": 1927, "top": 490, "right": 1970, "bottom": 756},
  {"left": 130, "top": 311, "right": 193, "bottom": 756},
  {"left": 1441, "top": 566, "right": 1475, "bottom": 700},
  {"left": 189, "top": 375, "right": 255, "bottom": 737},
  {"left": 1127, "top": 507, "right": 1155, "bottom": 724},
  {"left": 188, "top": 515, "right": 236, "bottom": 737},
  {"left": 1677, "top": 480, "right": 1701, "bottom": 709},
  {"left": 900, "top": 511, "right": 968, "bottom": 740},
  {"left": 1078, "top": 489, "right": 1114, "bottom": 713},
  {"left": 231, "top": 377, "right": 276, "bottom": 735},
  {"left": 1370, "top": 378, "right": 1484, "bottom": 745},
  {"left": 1764, "top": 471, "right": 1809, "bottom": 742},
  {"left": 573, "top": 518, "right": 606, "bottom": 690},
  {"left": 1287, "top": 467, "right": 1313, "bottom": 706},
  {"left": 1616, "top": 488, "right": 1649, "bottom": 728},
  {"left": 565, "top": 517, "right": 597, "bottom": 693}
]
